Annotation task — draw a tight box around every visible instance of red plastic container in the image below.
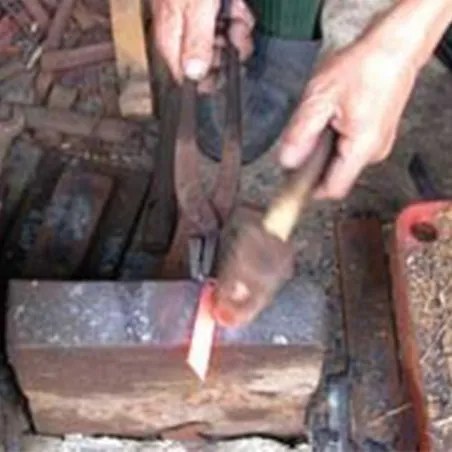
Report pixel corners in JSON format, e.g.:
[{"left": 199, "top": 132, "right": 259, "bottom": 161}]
[{"left": 391, "top": 201, "right": 451, "bottom": 452}]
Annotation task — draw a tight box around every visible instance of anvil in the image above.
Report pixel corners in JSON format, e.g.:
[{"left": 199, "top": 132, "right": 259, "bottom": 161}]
[{"left": 7, "top": 277, "right": 327, "bottom": 439}]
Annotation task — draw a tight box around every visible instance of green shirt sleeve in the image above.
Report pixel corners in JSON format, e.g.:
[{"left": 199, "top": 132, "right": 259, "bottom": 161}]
[{"left": 248, "top": 0, "right": 323, "bottom": 40}]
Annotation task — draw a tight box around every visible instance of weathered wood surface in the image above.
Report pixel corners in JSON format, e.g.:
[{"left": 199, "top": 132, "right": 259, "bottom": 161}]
[{"left": 109, "top": 0, "right": 153, "bottom": 117}]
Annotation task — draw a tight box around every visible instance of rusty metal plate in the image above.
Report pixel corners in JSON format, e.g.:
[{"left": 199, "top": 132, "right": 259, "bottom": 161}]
[
  {"left": 336, "top": 217, "right": 414, "bottom": 450},
  {"left": 8, "top": 277, "right": 327, "bottom": 438},
  {"left": 23, "top": 168, "right": 113, "bottom": 278}
]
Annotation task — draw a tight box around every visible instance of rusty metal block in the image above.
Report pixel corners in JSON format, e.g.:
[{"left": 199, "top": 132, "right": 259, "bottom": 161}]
[{"left": 7, "top": 278, "right": 327, "bottom": 438}]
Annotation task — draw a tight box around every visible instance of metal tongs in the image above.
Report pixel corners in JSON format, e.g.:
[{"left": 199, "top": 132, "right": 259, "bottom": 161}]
[{"left": 163, "top": 2, "right": 242, "bottom": 281}]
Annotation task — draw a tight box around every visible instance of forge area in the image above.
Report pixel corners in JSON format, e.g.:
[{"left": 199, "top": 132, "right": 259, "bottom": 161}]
[{"left": 0, "top": 1, "right": 451, "bottom": 451}]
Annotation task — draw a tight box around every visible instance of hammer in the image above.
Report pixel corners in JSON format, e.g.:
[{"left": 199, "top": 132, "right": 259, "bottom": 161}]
[{"left": 213, "top": 128, "right": 335, "bottom": 327}]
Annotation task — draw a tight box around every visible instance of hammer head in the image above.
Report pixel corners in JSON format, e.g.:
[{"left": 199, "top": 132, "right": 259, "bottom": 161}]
[{"left": 213, "top": 224, "right": 294, "bottom": 327}]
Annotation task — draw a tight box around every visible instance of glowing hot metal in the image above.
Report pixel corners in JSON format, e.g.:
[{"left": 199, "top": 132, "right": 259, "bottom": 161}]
[{"left": 187, "top": 281, "right": 216, "bottom": 381}]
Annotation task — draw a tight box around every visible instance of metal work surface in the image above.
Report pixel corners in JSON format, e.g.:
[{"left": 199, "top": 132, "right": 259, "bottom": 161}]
[
  {"left": 8, "top": 280, "right": 326, "bottom": 347},
  {"left": 8, "top": 278, "right": 327, "bottom": 438}
]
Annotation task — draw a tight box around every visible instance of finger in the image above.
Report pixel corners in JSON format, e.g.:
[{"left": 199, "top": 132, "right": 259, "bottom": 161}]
[
  {"left": 151, "top": 0, "right": 184, "bottom": 81},
  {"left": 314, "top": 132, "right": 379, "bottom": 200},
  {"left": 182, "top": 0, "right": 220, "bottom": 81},
  {"left": 229, "top": 20, "right": 254, "bottom": 61},
  {"left": 230, "top": 0, "right": 255, "bottom": 29},
  {"left": 279, "top": 90, "right": 335, "bottom": 169}
]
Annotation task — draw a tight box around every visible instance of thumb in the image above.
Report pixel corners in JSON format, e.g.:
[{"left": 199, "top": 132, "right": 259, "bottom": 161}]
[
  {"left": 279, "top": 92, "right": 334, "bottom": 169},
  {"left": 182, "top": 0, "right": 220, "bottom": 81}
]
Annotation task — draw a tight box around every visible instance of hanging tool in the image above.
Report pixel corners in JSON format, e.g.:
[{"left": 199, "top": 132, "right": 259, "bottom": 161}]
[{"left": 213, "top": 128, "right": 335, "bottom": 328}]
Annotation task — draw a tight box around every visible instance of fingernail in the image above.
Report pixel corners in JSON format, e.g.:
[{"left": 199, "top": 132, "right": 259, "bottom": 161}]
[
  {"left": 279, "top": 145, "right": 301, "bottom": 168},
  {"left": 183, "top": 59, "right": 209, "bottom": 81}
]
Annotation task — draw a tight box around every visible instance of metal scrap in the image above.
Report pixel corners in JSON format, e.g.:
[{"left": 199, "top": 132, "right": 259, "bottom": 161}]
[
  {"left": 0, "top": 103, "right": 145, "bottom": 143},
  {"left": 22, "top": 0, "right": 50, "bottom": 31},
  {"left": 41, "top": 42, "right": 115, "bottom": 72},
  {"left": 0, "top": 0, "right": 33, "bottom": 34},
  {"left": 43, "top": 0, "right": 75, "bottom": 50}
]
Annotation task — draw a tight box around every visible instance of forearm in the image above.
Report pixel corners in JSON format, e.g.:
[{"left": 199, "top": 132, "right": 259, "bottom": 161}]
[
  {"left": 364, "top": 0, "right": 452, "bottom": 70},
  {"left": 320, "top": 0, "right": 396, "bottom": 53}
]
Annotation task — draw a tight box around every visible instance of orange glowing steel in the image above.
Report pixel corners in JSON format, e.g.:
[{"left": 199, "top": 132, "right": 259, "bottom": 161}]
[{"left": 187, "top": 281, "right": 216, "bottom": 381}]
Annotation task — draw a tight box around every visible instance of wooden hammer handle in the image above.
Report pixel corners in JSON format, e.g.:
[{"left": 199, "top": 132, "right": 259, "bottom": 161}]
[{"left": 263, "top": 128, "right": 336, "bottom": 242}]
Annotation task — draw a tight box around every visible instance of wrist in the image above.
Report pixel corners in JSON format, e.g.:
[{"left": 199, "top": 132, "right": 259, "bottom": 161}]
[{"left": 362, "top": 0, "right": 452, "bottom": 71}]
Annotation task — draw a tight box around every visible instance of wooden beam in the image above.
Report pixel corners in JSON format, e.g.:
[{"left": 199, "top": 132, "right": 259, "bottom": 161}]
[{"left": 109, "top": 0, "right": 153, "bottom": 117}]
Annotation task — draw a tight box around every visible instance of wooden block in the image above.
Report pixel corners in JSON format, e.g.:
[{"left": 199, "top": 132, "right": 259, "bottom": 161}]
[
  {"left": 23, "top": 169, "right": 113, "bottom": 278},
  {"left": 7, "top": 278, "right": 327, "bottom": 438},
  {"left": 109, "top": 0, "right": 153, "bottom": 117},
  {"left": 336, "top": 218, "right": 413, "bottom": 449}
]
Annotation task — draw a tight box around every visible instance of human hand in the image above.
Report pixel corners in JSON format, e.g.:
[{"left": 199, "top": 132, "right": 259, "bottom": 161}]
[
  {"left": 151, "top": 0, "right": 254, "bottom": 86},
  {"left": 278, "top": 39, "right": 418, "bottom": 199}
]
